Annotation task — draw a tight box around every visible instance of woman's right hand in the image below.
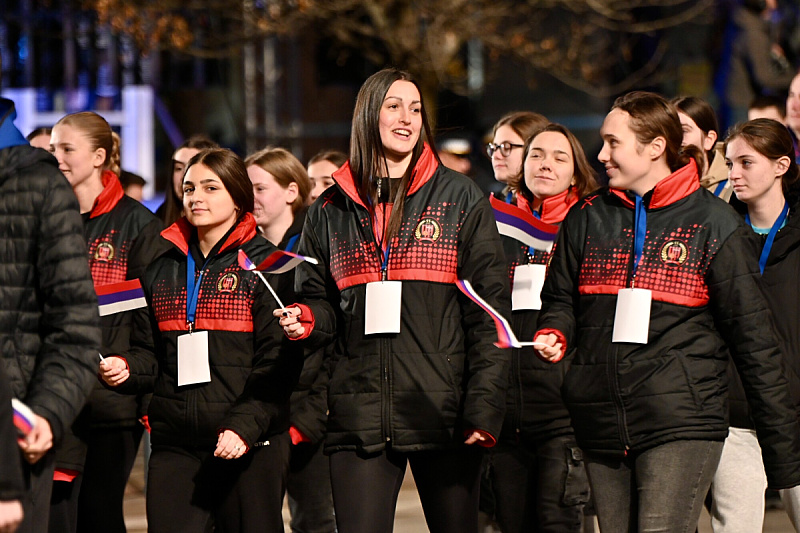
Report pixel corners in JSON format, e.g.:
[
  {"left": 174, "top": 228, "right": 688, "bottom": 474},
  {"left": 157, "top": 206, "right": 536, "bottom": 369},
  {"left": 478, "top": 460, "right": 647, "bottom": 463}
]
[
  {"left": 534, "top": 333, "right": 563, "bottom": 362},
  {"left": 273, "top": 306, "right": 305, "bottom": 339},
  {"left": 99, "top": 356, "right": 130, "bottom": 386}
]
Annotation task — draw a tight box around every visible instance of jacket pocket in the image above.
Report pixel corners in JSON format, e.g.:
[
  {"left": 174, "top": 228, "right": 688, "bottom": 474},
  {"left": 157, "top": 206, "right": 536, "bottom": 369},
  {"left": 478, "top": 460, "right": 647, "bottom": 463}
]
[{"left": 562, "top": 442, "right": 590, "bottom": 506}]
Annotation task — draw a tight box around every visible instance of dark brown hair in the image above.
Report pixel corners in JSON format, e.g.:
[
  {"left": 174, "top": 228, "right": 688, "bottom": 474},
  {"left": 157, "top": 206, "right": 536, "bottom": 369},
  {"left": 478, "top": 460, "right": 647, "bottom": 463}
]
[
  {"left": 245, "top": 147, "right": 311, "bottom": 214},
  {"left": 491, "top": 111, "right": 549, "bottom": 144},
  {"left": 517, "top": 123, "right": 599, "bottom": 204},
  {"left": 55, "top": 112, "right": 121, "bottom": 176},
  {"left": 612, "top": 91, "right": 704, "bottom": 173},
  {"left": 184, "top": 148, "right": 254, "bottom": 219},
  {"left": 26, "top": 126, "right": 52, "bottom": 142},
  {"left": 349, "top": 68, "right": 438, "bottom": 243},
  {"left": 723, "top": 118, "right": 800, "bottom": 196},
  {"left": 308, "top": 149, "right": 347, "bottom": 169},
  {"left": 163, "top": 135, "right": 220, "bottom": 227}
]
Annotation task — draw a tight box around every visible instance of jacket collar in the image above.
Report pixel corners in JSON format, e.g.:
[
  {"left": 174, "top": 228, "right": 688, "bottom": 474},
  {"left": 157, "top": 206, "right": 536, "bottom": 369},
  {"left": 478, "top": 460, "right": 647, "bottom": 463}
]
[
  {"left": 515, "top": 187, "right": 578, "bottom": 224},
  {"left": 610, "top": 160, "right": 700, "bottom": 209},
  {"left": 331, "top": 143, "right": 439, "bottom": 209},
  {"left": 278, "top": 206, "right": 307, "bottom": 250},
  {"left": 89, "top": 170, "right": 125, "bottom": 218},
  {"left": 161, "top": 212, "right": 259, "bottom": 256}
]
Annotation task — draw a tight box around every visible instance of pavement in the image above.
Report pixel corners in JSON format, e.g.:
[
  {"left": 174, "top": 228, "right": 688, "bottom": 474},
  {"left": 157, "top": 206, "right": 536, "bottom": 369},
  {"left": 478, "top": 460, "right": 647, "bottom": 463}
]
[{"left": 122, "top": 448, "right": 797, "bottom": 532}]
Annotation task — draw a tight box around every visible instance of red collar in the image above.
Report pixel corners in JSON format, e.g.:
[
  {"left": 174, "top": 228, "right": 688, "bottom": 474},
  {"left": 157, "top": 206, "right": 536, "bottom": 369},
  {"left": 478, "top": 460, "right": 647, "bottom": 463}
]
[
  {"left": 515, "top": 188, "right": 578, "bottom": 224},
  {"left": 610, "top": 160, "right": 700, "bottom": 208},
  {"left": 161, "top": 212, "right": 259, "bottom": 256},
  {"left": 89, "top": 170, "right": 125, "bottom": 219},
  {"left": 332, "top": 143, "right": 439, "bottom": 209}
]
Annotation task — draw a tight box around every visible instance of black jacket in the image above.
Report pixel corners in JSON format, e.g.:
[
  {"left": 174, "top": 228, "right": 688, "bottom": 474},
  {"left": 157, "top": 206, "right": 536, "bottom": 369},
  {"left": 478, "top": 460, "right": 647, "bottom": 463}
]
[
  {"left": 537, "top": 161, "right": 800, "bottom": 489},
  {"left": 0, "top": 363, "right": 24, "bottom": 501},
  {"left": 0, "top": 100, "right": 100, "bottom": 445},
  {"left": 118, "top": 214, "right": 302, "bottom": 449},
  {"left": 295, "top": 144, "right": 510, "bottom": 454},
  {"left": 498, "top": 190, "right": 578, "bottom": 445}
]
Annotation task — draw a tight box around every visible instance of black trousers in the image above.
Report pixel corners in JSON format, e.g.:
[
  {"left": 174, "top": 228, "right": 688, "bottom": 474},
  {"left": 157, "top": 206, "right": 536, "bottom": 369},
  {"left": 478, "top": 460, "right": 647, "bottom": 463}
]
[
  {"left": 146, "top": 432, "right": 290, "bottom": 533},
  {"left": 329, "top": 445, "right": 484, "bottom": 533}
]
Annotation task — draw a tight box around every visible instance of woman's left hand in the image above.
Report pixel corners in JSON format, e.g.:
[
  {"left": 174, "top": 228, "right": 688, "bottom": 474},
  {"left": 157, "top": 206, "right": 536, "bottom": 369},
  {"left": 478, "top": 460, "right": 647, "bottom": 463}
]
[{"left": 214, "top": 429, "right": 247, "bottom": 460}]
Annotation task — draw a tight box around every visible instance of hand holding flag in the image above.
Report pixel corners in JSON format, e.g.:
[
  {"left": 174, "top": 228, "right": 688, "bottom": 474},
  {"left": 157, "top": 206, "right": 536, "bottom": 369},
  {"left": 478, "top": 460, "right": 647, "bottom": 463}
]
[{"left": 456, "top": 279, "right": 548, "bottom": 350}]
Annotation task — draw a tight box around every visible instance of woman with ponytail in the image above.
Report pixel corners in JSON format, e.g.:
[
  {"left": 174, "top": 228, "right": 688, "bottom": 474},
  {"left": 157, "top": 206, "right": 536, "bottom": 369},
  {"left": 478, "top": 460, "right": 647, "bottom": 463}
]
[
  {"left": 49, "top": 112, "right": 164, "bottom": 533},
  {"left": 277, "top": 68, "right": 510, "bottom": 533},
  {"left": 533, "top": 92, "right": 800, "bottom": 531}
]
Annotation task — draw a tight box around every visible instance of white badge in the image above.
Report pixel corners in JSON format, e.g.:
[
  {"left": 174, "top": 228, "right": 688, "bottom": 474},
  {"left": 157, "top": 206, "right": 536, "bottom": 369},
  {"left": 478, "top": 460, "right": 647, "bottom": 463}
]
[
  {"left": 612, "top": 288, "right": 652, "bottom": 344},
  {"left": 177, "top": 330, "right": 211, "bottom": 386},
  {"left": 512, "top": 264, "right": 547, "bottom": 311},
  {"left": 364, "top": 281, "right": 402, "bottom": 334}
]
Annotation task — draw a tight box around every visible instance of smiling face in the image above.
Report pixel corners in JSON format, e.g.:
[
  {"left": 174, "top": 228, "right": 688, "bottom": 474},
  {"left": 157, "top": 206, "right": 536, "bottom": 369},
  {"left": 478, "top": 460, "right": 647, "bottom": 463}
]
[
  {"left": 598, "top": 108, "right": 660, "bottom": 195},
  {"left": 725, "top": 137, "right": 787, "bottom": 206},
  {"left": 50, "top": 123, "right": 106, "bottom": 189},
  {"left": 183, "top": 163, "right": 238, "bottom": 234},
  {"left": 247, "top": 164, "right": 296, "bottom": 230},
  {"left": 378, "top": 80, "right": 422, "bottom": 171},
  {"left": 524, "top": 131, "right": 575, "bottom": 200},
  {"left": 172, "top": 147, "right": 202, "bottom": 199},
  {"left": 491, "top": 124, "right": 525, "bottom": 184},
  {"left": 307, "top": 159, "right": 339, "bottom": 202}
]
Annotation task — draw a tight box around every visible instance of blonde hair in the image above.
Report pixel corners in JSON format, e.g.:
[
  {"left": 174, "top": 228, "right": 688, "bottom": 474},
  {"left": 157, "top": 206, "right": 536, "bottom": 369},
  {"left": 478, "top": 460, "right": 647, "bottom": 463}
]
[
  {"left": 55, "top": 112, "right": 121, "bottom": 176},
  {"left": 245, "top": 147, "right": 311, "bottom": 214}
]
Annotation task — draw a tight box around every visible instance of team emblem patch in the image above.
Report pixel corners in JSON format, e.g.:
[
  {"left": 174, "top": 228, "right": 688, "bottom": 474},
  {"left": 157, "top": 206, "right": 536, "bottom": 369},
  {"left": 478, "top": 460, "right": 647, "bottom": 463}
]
[
  {"left": 660, "top": 240, "right": 688, "bottom": 266},
  {"left": 414, "top": 218, "right": 441, "bottom": 243},
  {"left": 217, "top": 272, "right": 240, "bottom": 293},
  {"left": 94, "top": 242, "right": 115, "bottom": 262}
]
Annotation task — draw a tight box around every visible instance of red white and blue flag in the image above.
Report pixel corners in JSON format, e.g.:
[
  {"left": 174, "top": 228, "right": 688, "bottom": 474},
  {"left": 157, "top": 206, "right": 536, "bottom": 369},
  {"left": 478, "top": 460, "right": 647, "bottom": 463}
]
[
  {"left": 490, "top": 196, "right": 559, "bottom": 252},
  {"left": 238, "top": 248, "right": 318, "bottom": 274},
  {"left": 456, "top": 279, "right": 547, "bottom": 350},
  {"left": 96, "top": 279, "right": 147, "bottom": 317},
  {"left": 12, "top": 398, "right": 35, "bottom": 436}
]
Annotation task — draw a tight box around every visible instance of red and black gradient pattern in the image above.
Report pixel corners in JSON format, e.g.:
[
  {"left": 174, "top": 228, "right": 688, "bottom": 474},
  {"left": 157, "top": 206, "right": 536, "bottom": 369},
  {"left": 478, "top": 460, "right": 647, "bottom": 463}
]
[
  {"left": 88, "top": 229, "right": 129, "bottom": 287},
  {"left": 579, "top": 224, "right": 717, "bottom": 307},
  {"left": 151, "top": 262, "right": 259, "bottom": 333},
  {"left": 330, "top": 202, "right": 462, "bottom": 291}
]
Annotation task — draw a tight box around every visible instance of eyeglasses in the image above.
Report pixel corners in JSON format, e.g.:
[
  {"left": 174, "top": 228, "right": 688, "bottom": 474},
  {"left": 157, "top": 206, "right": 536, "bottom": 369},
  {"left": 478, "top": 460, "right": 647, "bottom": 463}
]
[{"left": 486, "top": 142, "right": 524, "bottom": 158}]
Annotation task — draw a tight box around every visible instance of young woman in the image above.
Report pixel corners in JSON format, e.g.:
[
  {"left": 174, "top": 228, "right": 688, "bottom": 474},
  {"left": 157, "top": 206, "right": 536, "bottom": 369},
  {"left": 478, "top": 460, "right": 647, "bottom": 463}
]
[
  {"left": 487, "top": 123, "right": 597, "bottom": 532},
  {"left": 307, "top": 150, "right": 347, "bottom": 204},
  {"left": 488, "top": 111, "right": 548, "bottom": 203},
  {"left": 725, "top": 118, "right": 800, "bottom": 532},
  {"left": 245, "top": 147, "right": 335, "bottom": 532},
  {"left": 48, "top": 111, "right": 163, "bottom": 533},
  {"left": 672, "top": 96, "right": 731, "bottom": 201},
  {"left": 533, "top": 92, "right": 800, "bottom": 532},
  {"left": 278, "top": 68, "right": 510, "bottom": 533},
  {"left": 156, "top": 135, "right": 219, "bottom": 227},
  {"left": 99, "top": 148, "right": 301, "bottom": 533}
]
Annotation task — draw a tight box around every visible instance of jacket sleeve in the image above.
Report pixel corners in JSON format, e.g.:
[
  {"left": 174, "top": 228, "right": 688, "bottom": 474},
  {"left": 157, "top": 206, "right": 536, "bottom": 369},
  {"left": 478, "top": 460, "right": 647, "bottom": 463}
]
[
  {"left": 221, "top": 276, "right": 304, "bottom": 446},
  {"left": 290, "top": 345, "right": 331, "bottom": 444},
  {"left": 707, "top": 226, "right": 800, "bottom": 489},
  {"left": 293, "top": 215, "right": 338, "bottom": 349},
  {"left": 26, "top": 175, "right": 101, "bottom": 443},
  {"left": 536, "top": 203, "right": 586, "bottom": 350},
  {"left": 0, "top": 364, "right": 24, "bottom": 501},
  {"left": 456, "top": 197, "right": 511, "bottom": 439}
]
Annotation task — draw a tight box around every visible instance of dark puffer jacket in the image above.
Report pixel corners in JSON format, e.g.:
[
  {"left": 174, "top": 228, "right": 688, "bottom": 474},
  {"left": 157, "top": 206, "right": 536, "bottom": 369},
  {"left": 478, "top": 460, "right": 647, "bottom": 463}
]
[
  {"left": 0, "top": 121, "right": 100, "bottom": 446},
  {"left": 118, "top": 214, "right": 302, "bottom": 449},
  {"left": 537, "top": 161, "right": 800, "bottom": 489},
  {"left": 295, "top": 144, "right": 510, "bottom": 454}
]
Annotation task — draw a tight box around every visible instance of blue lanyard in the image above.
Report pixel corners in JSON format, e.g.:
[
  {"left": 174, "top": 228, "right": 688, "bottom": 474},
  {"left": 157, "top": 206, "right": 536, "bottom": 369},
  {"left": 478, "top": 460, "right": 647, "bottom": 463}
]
[
  {"left": 505, "top": 190, "right": 513, "bottom": 204},
  {"left": 746, "top": 201, "right": 789, "bottom": 275},
  {"left": 186, "top": 251, "right": 211, "bottom": 328},
  {"left": 381, "top": 244, "right": 391, "bottom": 280},
  {"left": 285, "top": 233, "right": 300, "bottom": 252},
  {"left": 713, "top": 180, "right": 728, "bottom": 197},
  {"left": 632, "top": 195, "right": 647, "bottom": 284}
]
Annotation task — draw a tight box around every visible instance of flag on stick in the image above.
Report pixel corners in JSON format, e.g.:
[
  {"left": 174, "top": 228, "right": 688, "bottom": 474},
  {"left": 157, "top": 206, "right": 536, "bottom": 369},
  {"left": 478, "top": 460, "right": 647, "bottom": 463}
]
[
  {"left": 12, "top": 398, "right": 35, "bottom": 436},
  {"left": 96, "top": 279, "right": 147, "bottom": 316},
  {"left": 490, "top": 195, "right": 559, "bottom": 252}
]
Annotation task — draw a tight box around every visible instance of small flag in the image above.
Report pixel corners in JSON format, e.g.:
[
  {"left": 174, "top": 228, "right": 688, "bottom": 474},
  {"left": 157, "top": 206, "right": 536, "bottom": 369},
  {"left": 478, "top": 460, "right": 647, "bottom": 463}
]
[
  {"left": 456, "top": 279, "right": 548, "bottom": 350},
  {"left": 238, "top": 248, "right": 318, "bottom": 275},
  {"left": 490, "top": 195, "right": 559, "bottom": 252},
  {"left": 96, "top": 279, "right": 147, "bottom": 317},
  {"left": 12, "top": 398, "right": 35, "bottom": 436}
]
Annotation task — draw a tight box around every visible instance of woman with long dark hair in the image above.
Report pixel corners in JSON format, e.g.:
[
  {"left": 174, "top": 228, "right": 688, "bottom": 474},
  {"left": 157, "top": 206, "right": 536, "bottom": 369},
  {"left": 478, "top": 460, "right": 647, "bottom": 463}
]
[
  {"left": 534, "top": 92, "right": 800, "bottom": 531},
  {"left": 278, "top": 68, "right": 510, "bottom": 533}
]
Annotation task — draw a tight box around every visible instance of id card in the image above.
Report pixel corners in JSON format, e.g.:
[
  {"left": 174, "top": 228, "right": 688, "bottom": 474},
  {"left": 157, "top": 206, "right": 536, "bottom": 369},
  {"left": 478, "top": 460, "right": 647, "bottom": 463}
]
[
  {"left": 177, "top": 330, "right": 211, "bottom": 386},
  {"left": 364, "top": 281, "right": 402, "bottom": 334},
  {"left": 512, "top": 264, "right": 547, "bottom": 311},
  {"left": 612, "top": 288, "right": 652, "bottom": 344}
]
